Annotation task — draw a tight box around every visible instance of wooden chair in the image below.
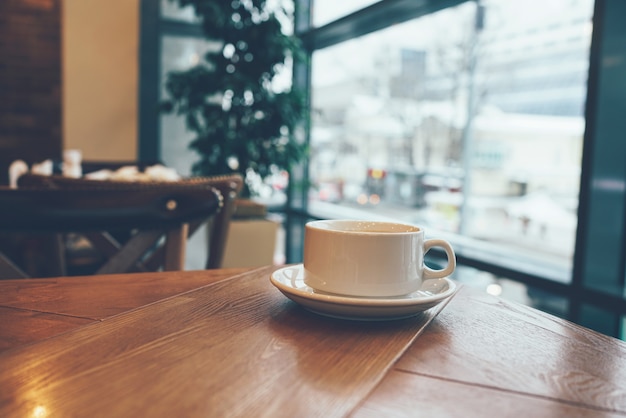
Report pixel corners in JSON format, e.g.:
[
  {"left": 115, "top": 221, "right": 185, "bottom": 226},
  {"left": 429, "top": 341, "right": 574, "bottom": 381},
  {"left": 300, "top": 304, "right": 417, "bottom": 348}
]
[
  {"left": 0, "top": 182, "right": 222, "bottom": 279},
  {"left": 16, "top": 172, "right": 244, "bottom": 270},
  {"left": 199, "top": 174, "right": 244, "bottom": 268}
]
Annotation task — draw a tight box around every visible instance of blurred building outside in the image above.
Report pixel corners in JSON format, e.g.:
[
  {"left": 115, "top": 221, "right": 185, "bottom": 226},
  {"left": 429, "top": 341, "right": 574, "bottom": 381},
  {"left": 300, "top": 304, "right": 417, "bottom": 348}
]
[{"left": 307, "top": 0, "right": 592, "bottom": 272}]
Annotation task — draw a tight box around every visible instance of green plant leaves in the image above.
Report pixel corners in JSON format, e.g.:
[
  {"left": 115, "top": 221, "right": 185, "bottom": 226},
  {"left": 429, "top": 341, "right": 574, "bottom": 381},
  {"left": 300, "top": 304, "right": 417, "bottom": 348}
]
[{"left": 162, "top": 0, "right": 308, "bottom": 196}]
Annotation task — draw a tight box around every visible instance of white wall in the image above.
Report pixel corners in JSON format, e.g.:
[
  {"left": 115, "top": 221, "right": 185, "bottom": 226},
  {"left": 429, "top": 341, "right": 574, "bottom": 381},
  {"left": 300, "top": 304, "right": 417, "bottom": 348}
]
[{"left": 62, "top": 0, "right": 139, "bottom": 160}]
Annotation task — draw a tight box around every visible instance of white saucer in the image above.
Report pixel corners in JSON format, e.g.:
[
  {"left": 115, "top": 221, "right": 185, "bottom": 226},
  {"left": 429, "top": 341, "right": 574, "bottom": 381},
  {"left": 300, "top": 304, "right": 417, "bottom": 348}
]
[{"left": 270, "top": 264, "right": 457, "bottom": 321}]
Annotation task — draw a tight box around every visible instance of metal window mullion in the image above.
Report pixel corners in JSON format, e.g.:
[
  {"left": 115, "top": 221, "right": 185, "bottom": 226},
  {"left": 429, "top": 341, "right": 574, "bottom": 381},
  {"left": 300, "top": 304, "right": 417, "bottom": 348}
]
[
  {"left": 299, "top": 0, "right": 465, "bottom": 51},
  {"left": 572, "top": 0, "right": 626, "bottom": 333}
]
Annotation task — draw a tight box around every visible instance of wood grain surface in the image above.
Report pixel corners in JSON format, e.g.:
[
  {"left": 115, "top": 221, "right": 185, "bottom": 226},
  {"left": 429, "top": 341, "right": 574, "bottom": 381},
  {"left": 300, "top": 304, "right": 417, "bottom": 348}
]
[
  {"left": 0, "top": 268, "right": 250, "bottom": 353},
  {"left": 2, "top": 266, "right": 625, "bottom": 417},
  {"left": 352, "top": 370, "right": 625, "bottom": 418},
  {"left": 0, "top": 267, "right": 250, "bottom": 319},
  {"left": 351, "top": 287, "right": 626, "bottom": 417},
  {"left": 0, "top": 266, "right": 451, "bottom": 418},
  {"left": 0, "top": 306, "right": 93, "bottom": 353}
]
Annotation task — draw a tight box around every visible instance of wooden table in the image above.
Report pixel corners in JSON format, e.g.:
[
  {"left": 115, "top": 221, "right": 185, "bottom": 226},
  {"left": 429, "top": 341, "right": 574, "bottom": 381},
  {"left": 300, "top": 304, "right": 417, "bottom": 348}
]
[{"left": 0, "top": 266, "right": 625, "bottom": 417}]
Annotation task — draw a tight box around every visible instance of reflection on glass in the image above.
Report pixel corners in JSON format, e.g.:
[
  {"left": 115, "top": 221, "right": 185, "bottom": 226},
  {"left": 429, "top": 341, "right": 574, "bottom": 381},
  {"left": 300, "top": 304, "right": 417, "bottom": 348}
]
[{"left": 309, "top": 0, "right": 594, "bottom": 275}]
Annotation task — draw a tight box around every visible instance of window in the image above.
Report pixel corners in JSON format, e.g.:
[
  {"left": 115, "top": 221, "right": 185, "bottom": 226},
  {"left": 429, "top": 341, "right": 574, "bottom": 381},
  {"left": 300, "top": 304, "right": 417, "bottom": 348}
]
[
  {"left": 306, "top": 0, "right": 592, "bottom": 281},
  {"left": 288, "top": 0, "right": 626, "bottom": 338},
  {"left": 140, "top": 0, "right": 626, "bottom": 339}
]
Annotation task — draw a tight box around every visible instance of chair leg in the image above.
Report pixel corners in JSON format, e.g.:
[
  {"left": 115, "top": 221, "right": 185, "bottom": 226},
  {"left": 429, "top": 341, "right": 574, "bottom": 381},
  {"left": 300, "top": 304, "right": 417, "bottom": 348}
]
[
  {"left": 95, "top": 230, "right": 163, "bottom": 275},
  {"left": 0, "top": 252, "right": 28, "bottom": 279},
  {"left": 144, "top": 222, "right": 202, "bottom": 271},
  {"left": 40, "top": 233, "right": 66, "bottom": 277},
  {"left": 85, "top": 232, "right": 154, "bottom": 273},
  {"left": 163, "top": 224, "right": 188, "bottom": 271}
]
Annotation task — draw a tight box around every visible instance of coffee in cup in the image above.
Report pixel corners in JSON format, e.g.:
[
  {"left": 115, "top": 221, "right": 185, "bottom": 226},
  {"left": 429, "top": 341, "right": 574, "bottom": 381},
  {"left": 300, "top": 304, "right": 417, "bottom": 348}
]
[{"left": 303, "top": 220, "right": 455, "bottom": 297}]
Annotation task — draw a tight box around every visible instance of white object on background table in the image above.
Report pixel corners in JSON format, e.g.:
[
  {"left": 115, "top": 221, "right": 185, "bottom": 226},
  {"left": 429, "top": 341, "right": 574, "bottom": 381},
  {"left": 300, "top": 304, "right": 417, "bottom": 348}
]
[
  {"left": 8, "top": 160, "right": 28, "bottom": 188},
  {"left": 63, "top": 149, "right": 83, "bottom": 178},
  {"left": 31, "top": 159, "right": 53, "bottom": 176}
]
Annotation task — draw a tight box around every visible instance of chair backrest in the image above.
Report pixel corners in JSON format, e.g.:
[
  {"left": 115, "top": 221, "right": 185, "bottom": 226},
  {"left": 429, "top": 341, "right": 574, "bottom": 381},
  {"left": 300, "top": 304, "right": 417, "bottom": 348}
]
[
  {"left": 16, "top": 172, "right": 244, "bottom": 269},
  {"left": 0, "top": 180, "right": 222, "bottom": 279}
]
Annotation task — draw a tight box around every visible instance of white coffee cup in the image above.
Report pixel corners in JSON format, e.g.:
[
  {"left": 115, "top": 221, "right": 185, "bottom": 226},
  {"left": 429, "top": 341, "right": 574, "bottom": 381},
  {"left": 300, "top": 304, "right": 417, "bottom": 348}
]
[{"left": 303, "top": 220, "right": 456, "bottom": 297}]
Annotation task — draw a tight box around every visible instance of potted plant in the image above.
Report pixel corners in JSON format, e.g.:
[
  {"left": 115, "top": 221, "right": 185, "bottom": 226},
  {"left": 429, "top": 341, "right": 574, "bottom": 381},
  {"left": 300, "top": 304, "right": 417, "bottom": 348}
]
[{"left": 161, "top": 0, "right": 308, "bottom": 198}]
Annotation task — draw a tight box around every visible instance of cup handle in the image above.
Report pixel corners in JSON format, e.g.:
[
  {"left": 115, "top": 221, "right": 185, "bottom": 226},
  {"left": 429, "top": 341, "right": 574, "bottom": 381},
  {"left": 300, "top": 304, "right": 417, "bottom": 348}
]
[{"left": 423, "top": 239, "right": 456, "bottom": 280}]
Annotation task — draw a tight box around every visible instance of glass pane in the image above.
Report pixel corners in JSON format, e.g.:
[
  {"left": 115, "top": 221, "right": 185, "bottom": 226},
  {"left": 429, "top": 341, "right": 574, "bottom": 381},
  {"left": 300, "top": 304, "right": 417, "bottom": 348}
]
[
  {"left": 160, "top": 0, "right": 200, "bottom": 23},
  {"left": 312, "top": 0, "right": 380, "bottom": 27},
  {"left": 160, "top": 36, "right": 220, "bottom": 176},
  {"left": 308, "top": 0, "right": 594, "bottom": 280}
]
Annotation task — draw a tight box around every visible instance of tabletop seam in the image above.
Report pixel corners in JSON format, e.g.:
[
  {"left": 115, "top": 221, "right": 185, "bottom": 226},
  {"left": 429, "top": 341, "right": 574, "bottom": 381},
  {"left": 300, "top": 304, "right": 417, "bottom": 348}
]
[
  {"left": 94, "top": 266, "right": 272, "bottom": 323},
  {"left": 345, "top": 292, "right": 459, "bottom": 417},
  {"left": 0, "top": 304, "right": 101, "bottom": 321},
  {"left": 393, "top": 368, "right": 626, "bottom": 416}
]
